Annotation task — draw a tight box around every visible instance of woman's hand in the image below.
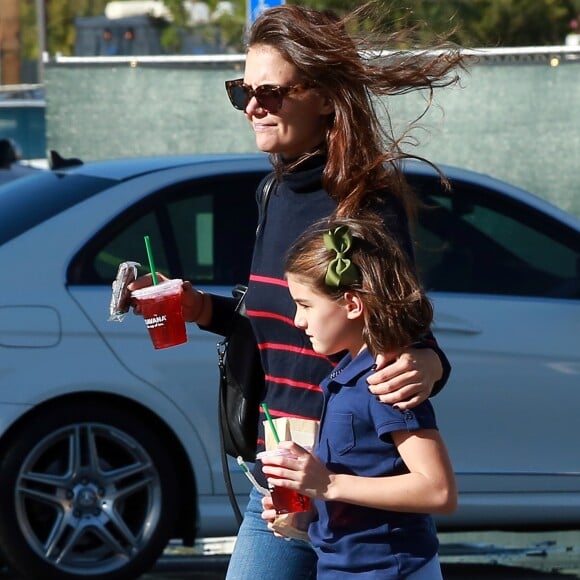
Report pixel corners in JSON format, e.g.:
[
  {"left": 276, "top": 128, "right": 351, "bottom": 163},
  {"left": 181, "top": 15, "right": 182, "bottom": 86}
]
[
  {"left": 127, "top": 273, "right": 167, "bottom": 315},
  {"left": 128, "top": 274, "right": 210, "bottom": 323},
  {"left": 366, "top": 347, "right": 443, "bottom": 410}
]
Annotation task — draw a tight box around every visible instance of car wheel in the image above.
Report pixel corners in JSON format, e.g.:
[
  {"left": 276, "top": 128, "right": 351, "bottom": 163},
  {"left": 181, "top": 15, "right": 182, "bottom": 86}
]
[{"left": 0, "top": 400, "right": 179, "bottom": 580}]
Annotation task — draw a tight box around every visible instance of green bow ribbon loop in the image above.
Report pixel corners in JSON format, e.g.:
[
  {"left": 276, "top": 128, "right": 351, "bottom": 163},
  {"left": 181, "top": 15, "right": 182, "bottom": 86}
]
[{"left": 323, "top": 226, "right": 361, "bottom": 287}]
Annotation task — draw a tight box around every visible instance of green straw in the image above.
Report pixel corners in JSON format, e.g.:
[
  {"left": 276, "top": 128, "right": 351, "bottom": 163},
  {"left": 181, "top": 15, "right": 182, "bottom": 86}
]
[
  {"left": 144, "top": 235, "right": 158, "bottom": 285},
  {"left": 261, "top": 402, "right": 280, "bottom": 444}
]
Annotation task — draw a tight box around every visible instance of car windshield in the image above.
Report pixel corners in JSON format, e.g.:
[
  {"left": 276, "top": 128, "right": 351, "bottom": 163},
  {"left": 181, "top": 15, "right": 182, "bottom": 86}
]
[{"left": 0, "top": 171, "right": 116, "bottom": 246}]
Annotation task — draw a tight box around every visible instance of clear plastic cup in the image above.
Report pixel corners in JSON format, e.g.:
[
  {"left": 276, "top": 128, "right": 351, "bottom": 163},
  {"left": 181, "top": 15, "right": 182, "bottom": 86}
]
[
  {"left": 131, "top": 279, "right": 187, "bottom": 349},
  {"left": 257, "top": 449, "right": 311, "bottom": 514}
]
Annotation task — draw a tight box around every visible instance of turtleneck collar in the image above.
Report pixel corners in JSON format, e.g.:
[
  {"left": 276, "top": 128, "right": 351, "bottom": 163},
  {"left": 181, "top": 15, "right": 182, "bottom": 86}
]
[{"left": 278, "top": 153, "right": 327, "bottom": 194}]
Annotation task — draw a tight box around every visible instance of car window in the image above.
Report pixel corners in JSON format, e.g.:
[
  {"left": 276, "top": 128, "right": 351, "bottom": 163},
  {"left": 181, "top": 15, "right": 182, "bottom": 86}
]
[
  {"left": 69, "top": 172, "right": 266, "bottom": 286},
  {"left": 0, "top": 172, "right": 115, "bottom": 246},
  {"left": 411, "top": 177, "right": 580, "bottom": 299}
]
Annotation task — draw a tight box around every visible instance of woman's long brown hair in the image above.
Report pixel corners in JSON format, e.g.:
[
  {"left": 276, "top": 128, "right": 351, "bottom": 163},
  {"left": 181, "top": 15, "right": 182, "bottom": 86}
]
[{"left": 248, "top": 2, "right": 470, "bottom": 218}]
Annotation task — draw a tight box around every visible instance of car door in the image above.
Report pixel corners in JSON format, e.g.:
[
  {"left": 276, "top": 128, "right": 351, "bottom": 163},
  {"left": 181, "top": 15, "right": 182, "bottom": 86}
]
[
  {"left": 411, "top": 173, "right": 580, "bottom": 528},
  {"left": 68, "top": 167, "right": 269, "bottom": 501}
]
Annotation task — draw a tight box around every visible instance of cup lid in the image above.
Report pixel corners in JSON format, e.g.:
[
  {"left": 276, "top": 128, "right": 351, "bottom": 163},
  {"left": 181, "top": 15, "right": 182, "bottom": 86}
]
[
  {"left": 256, "top": 449, "right": 294, "bottom": 461},
  {"left": 131, "top": 278, "right": 183, "bottom": 299}
]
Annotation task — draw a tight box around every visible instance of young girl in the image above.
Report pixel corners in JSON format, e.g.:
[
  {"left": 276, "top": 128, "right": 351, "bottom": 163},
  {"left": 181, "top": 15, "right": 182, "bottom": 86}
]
[{"left": 261, "top": 213, "right": 457, "bottom": 579}]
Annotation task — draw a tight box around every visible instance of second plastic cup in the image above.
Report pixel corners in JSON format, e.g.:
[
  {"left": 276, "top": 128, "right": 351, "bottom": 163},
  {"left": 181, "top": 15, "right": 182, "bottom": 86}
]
[
  {"left": 257, "top": 449, "right": 311, "bottom": 514},
  {"left": 131, "top": 279, "right": 187, "bottom": 349}
]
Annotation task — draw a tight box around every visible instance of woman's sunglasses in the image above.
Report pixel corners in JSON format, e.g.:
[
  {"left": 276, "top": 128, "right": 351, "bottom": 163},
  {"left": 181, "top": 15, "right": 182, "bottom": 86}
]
[{"left": 225, "top": 79, "right": 311, "bottom": 113}]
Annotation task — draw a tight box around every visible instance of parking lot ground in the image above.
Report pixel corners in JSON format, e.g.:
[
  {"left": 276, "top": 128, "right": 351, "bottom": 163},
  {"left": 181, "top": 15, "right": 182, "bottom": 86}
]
[
  {"left": 146, "top": 560, "right": 579, "bottom": 580},
  {"left": 142, "top": 530, "right": 580, "bottom": 579},
  {"left": 2, "top": 530, "right": 579, "bottom": 579},
  {"left": 439, "top": 530, "right": 580, "bottom": 578}
]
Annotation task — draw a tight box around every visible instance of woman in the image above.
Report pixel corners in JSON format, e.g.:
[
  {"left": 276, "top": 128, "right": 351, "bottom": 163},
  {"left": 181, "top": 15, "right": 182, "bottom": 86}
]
[{"left": 130, "top": 3, "right": 466, "bottom": 578}]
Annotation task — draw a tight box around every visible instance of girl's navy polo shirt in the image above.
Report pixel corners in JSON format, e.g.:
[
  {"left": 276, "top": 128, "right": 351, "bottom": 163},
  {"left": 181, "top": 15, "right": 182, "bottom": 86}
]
[{"left": 309, "top": 348, "right": 440, "bottom": 578}]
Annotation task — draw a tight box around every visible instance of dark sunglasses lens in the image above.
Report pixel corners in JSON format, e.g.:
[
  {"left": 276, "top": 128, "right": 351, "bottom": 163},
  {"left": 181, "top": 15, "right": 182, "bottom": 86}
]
[
  {"left": 229, "top": 85, "right": 250, "bottom": 110},
  {"left": 255, "top": 87, "right": 283, "bottom": 112},
  {"left": 227, "top": 83, "right": 285, "bottom": 112}
]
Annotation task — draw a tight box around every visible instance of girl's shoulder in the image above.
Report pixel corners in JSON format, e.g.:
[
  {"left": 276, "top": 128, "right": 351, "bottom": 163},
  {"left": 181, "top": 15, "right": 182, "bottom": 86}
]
[{"left": 370, "top": 395, "right": 437, "bottom": 432}]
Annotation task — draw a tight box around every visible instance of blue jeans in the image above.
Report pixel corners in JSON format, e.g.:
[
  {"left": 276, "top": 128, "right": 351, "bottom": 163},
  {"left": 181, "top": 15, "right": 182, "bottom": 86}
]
[{"left": 225, "top": 488, "right": 317, "bottom": 580}]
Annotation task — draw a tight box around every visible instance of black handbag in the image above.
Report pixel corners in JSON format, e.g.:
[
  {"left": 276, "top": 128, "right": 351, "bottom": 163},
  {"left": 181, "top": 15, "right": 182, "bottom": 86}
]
[{"left": 216, "top": 284, "right": 265, "bottom": 463}]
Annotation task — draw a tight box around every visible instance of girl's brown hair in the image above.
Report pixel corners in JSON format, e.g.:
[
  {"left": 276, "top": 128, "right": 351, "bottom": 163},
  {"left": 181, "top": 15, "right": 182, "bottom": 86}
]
[
  {"left": 248, "top": 2, "right": 469, "bottom": 218},
  {"left": 285, "top": 212, "right": 433, "bottom": 356}
]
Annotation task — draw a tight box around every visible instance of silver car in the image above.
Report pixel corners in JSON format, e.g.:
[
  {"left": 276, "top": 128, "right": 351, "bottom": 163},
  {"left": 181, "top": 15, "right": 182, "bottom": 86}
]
[{"left": 1, "top": 153, "right": 579, "bottom": 579}]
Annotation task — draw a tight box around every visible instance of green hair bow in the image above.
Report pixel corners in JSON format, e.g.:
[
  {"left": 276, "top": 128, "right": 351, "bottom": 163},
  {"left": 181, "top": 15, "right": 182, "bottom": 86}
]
[{"left": 323, "top": 226, "right": 361, "bottom": 287}]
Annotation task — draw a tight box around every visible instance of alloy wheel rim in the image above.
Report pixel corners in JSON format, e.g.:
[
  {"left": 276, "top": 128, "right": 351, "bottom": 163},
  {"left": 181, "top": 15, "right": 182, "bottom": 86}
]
[{"left": 14, "top": 422, "right": 162, "bottom": 574}]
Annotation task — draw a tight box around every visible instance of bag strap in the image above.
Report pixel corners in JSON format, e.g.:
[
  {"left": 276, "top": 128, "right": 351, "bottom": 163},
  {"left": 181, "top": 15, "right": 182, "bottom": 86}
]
[
  {"left": 256, "top": 173, "right": 276, "bottom": 236},
  {"left": 219, "top": 417, "right": 244, "bottom": 525},
  {"left": 220, "top": 174, "right": 275, "bottom": 528}
]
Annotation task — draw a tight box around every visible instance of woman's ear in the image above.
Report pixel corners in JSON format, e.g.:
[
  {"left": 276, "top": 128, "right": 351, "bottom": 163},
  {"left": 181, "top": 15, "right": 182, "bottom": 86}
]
[
  {"left": 319, "top": 93, "right": 335, "bottom": 116},
  {"left": 344, "top": 292, "right": 364, "bottom": 320}
]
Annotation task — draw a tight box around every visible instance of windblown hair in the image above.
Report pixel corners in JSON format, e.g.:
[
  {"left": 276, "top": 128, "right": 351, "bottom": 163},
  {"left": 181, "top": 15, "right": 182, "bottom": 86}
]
[
  {"left": 285, "top": 212, "right": 433, "bottom": 356},
  {"left": 248, "top": 2, "right": 469, "bottom": 217}
]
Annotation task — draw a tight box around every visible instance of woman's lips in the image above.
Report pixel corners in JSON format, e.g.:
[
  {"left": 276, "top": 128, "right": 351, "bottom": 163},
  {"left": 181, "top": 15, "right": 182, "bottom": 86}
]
[{"left": 253, "top": 122, "right": 276, "bottom": 132}]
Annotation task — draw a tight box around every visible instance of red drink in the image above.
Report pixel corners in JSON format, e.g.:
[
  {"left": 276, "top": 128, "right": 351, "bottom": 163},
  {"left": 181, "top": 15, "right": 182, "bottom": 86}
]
[
  {"left": 270, "top": 485, "right": 311, "bottom": 514},
  {"left": 132, "top": 279, "right": 187, "bottom": 349},
  {"left": 257, "top": 449, "right": 312, "bottom": 514}
]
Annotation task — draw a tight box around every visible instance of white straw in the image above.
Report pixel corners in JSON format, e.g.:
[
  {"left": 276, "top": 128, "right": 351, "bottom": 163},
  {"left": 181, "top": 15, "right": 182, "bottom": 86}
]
[{"left": 236, "top": 456, "right": 269, "bottom": 495}]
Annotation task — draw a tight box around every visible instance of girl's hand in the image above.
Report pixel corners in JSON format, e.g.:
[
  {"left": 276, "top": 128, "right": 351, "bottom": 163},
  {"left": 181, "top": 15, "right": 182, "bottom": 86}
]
[
  {"left": 261, "top": 441, "right": 334, "bottom": 501},
  {"left": 367, "top": 348, "right": 443, "bottom": 410},
  {"left": 261, "top": 494, "right": 277, "bottom": 523},
  {"left": 261, "top": 495, "right": 285, "bottom": 538}
]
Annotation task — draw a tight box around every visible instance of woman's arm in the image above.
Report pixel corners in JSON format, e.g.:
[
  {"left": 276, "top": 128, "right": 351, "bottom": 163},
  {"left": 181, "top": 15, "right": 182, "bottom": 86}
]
[{"left": 261, "top": 439, "right": 457, "bottom": 515}]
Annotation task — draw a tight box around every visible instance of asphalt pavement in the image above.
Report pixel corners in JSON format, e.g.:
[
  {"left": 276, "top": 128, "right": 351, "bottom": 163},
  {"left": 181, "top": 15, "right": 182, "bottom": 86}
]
[
  {"left": 2, "top": 530, "right": 579, "bottom": 579},
  {"left": 142, "top": 530, "right": 580, "bottom": 579}
]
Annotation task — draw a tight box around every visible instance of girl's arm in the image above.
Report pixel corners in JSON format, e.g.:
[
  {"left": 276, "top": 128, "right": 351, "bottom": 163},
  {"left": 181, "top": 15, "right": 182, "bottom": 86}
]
[{"left": 261, "top": 438, "right": 457, "bottom": 515}]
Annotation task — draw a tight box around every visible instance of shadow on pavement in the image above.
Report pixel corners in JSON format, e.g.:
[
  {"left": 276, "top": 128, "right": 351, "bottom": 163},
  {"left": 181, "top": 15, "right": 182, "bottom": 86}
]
[
  {"left": 443, "top": 563, "right": 579, "bottom": 578},
  {"left": 2, "top": 560, "right": 578, "bottom": 579}
]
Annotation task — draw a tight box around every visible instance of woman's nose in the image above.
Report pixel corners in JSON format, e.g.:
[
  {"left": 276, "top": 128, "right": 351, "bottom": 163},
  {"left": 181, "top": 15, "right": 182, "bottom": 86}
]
[{"left": 245, "top": 96, "right": 264, "bottom": 116}]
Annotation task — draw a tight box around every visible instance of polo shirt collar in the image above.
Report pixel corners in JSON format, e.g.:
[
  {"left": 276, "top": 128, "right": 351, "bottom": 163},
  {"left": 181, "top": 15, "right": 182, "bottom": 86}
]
[{"left": 330, "top": 348, "right": 374, "bottom": 386}]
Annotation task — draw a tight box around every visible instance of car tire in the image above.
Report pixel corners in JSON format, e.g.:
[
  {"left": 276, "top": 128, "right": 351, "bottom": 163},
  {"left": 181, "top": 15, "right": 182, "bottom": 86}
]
[{"left": 0, "top": 400, "right": 179, "bottom": 580}]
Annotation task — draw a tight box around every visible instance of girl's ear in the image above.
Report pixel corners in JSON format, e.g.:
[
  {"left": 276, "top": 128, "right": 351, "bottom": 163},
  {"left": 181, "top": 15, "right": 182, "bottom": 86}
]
[{"left": 344, "top": 292, "right": 364, "bottom": 320}]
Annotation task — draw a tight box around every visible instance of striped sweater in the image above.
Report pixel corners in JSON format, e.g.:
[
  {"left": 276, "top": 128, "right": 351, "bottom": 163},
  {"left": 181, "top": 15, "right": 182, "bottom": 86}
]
[{"left": 210, "top": 155, "right": 450, "bottom": 480}]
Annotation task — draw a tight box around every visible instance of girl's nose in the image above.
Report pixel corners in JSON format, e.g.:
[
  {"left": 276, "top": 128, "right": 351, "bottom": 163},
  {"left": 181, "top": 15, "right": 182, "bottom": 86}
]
[{"left": 294, "top": 313, "right": 306, "bottom": 329}]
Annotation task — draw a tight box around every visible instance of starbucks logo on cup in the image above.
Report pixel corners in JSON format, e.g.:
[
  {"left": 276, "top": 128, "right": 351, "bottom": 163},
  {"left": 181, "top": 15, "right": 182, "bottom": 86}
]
[{"left": 145, "top": 314, "right": 167, "bottom": 329}]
